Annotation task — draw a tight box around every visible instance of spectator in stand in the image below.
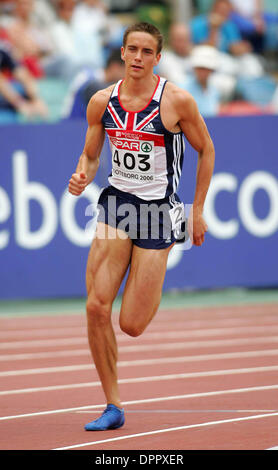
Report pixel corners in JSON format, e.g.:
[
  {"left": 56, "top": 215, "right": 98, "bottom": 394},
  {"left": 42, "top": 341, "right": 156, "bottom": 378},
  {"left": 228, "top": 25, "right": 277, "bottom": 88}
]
[
  {"left": 48, "top": 0, "right": 122, "bottom": 80},
  {"left": 190, "top": 0, "right": 277, "bottom": 111},
  {"left": 179, "top": 45, "right": 221, "bottom": 117},
  {"left": 48, "top": 0, "right": 85, "bottom": 80},
  {"left": 190, "top": 0, "right": 250, "bottom": 55},
  {"left": 62, "top": 48, "right": 125, "bottom": 119},
  {"left": 70, "top": 0, "right": 123, "bottom": 71},
  {"left": 159, "top": 20, "right": 236, "bottom": 102},
  {"left": 5, "top": 0, "right": 55, "bottom": 78},
  {"left": 229, "top": 0, "right": 265, "bottom": 53},
  {"left": 158, "top": 22, "right": 193, "bottom": 84},
  {"left": 190, "top": 0, "right": 265, "bottom": 78},
  {"left": 0, "top": 27, "right": 48, "bottom": 123},
  {"left": 29, "top": 0, "right": 57, "bottom": 28},
  {"left": 0, "top": 0, "right": 56, "bottom": 28}
]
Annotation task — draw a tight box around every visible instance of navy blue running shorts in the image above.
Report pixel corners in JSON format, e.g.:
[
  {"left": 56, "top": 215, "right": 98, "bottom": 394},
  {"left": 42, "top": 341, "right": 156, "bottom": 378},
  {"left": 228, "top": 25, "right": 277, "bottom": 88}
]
[{"left": 96, "top": 185, "right": 186, "bottom": 250}]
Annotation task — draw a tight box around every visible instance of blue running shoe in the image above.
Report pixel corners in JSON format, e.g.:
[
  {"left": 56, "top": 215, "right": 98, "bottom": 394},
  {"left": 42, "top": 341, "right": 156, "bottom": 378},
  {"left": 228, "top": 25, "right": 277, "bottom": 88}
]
[{"left": 84, "top": 404, "right": 125, "bottom": 431}]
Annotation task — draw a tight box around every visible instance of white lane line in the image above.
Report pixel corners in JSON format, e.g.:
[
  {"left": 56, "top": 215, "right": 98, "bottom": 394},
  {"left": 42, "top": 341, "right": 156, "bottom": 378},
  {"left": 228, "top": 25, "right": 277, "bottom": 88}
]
[
  {"left": 0, "top": 322, "right": 248, "bottom": 338},
  {"left": 77, "top": 409, "right": 277, "bottom": 414},
  {"left": 1, "top": 322, "right": 278, "bottom": 338},
  {"left": 2, "top": 324, "right": 278, "bottom": 349},
  {"left": 1, "top": 364, "right": 278, "bottom": 396},
  {"left": 2, "top": 334, "right": 278, "bottom": 362},
  {"left": 1, "top": 383, "right": 278, "bottom": 422},
  {"left": 53, "top": 412, "right": 278, "bottom": 450},
  {"left": 0, "top": 337, "right": 86, "bottom": 350},
  {"left": 0, "top": 327, "right": 86, "bottom": 339},
  {"left": 1, "top": 348, "right": 278, "bottom": 377},
  {"left": 0, "top": 349, "right": 89, "bottom": 361},
  {"left": 267, "top": 446, "right": 278, "bottom": 450}
]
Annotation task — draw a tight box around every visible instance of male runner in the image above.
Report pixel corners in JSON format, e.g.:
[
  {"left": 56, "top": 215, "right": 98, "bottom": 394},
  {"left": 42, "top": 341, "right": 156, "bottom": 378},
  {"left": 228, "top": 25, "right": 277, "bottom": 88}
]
[{"left": 68, "top": 22, "right": 215, "bottom": 431}]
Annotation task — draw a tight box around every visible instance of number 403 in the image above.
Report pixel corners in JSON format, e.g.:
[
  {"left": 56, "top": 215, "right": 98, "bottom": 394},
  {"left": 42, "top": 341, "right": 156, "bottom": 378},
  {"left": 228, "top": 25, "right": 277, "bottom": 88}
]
[{"left": 113, "top": 150, "right": 151, "bottom": 172}]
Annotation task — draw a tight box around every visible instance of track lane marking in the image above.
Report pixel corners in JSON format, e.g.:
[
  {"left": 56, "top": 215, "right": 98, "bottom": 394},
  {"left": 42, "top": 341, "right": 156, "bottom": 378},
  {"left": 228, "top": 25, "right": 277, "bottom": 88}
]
[
  {"left": 2, "top": 332, "right": 278, "bottom": 360},
  {"left": 2, "top": 348, "right": 278, "bottom": 377},
  {"left": 1, "top": 364, "right": 278, "bottom": 396},
  {"left": 2, "top": 324, "right": 278, "bottom": 348},
  {"left": 2, "top": 336, "right": 278, "bottom": 361},
  {"left": 53, "top": 412, "right": 278, "bottom": 450},
  {"left": 1, "top": 383, "right": 278, "bottom": 421}
]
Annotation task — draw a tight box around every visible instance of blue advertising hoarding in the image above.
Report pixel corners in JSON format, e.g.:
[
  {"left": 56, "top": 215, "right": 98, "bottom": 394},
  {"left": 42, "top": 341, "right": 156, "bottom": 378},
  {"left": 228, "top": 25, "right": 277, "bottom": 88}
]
[{"left": 0, "top": 115, "right": 277, "bottom": 300}]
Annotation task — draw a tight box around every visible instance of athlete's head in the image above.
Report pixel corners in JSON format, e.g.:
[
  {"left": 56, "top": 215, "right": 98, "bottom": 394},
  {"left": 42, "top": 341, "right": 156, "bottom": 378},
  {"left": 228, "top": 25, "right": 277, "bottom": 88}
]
[
  {"left": 121, "top": 22, "right": 163, "bottom": 76},
  {"left": 123, "top": 22, "right": 163, "bottom": 55}
]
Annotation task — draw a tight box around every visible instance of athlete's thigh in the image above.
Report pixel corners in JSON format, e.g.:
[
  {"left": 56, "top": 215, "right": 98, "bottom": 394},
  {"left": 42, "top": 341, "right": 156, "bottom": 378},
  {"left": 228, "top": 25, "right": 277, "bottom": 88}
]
[
  {"left": 119, "top": 243, "right": 173, "bottom": 333},
  {"left": 86, "top": 222, "right": 133, "bottom": 305}
]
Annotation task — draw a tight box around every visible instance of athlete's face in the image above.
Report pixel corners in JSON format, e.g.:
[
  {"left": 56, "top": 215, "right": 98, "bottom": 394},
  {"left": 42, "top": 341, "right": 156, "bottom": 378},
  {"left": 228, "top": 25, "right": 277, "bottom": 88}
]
[{"left": 121, "top": 32, "right": 161, "bottom": 78}]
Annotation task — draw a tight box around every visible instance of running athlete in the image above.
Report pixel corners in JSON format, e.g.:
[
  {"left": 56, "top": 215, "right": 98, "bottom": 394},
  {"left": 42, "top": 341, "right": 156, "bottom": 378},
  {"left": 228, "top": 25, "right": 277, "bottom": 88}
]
[{"left": 68, "top": 22, "right": 215, "bottom": 431}]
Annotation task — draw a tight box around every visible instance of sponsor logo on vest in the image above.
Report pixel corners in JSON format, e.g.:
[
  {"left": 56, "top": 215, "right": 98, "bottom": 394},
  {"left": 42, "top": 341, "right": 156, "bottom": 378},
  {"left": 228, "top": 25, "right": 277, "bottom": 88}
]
[
  {"left": 110, "top": 137, "right": 140, "bottom": 151},
  {"left": 143, "top": 122, "right": 156, "bottom": 131},
  {"left": 141, "top": 142, "right": 153, "bottom": 153}
]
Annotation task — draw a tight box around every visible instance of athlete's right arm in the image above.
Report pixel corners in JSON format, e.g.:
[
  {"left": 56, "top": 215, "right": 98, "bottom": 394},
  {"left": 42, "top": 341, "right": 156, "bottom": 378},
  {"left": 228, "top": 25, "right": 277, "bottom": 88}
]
[{"left": 68, "top": 88, "right": 110, "bottom": 196}]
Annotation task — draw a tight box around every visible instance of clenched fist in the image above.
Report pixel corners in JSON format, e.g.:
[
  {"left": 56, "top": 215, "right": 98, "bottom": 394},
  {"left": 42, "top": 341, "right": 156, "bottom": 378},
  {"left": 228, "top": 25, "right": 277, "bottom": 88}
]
[
  {"left": 68, "top": 172, "right": 87, "bottom": 196},
  {"left": 188, "top": 206, "right": 208, "bottom": 247}
]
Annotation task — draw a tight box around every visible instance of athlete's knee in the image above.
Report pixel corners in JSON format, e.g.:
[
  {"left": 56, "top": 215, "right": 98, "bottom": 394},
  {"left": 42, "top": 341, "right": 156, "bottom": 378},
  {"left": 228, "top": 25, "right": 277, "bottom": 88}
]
[
  {"left": 86, "top": 297, "right": 111, "bottom": 326},
  {"left": 120, "top": 322, "right": 144, "bottom": 337},
  {"left": 119, "top": 317, "right": 146, "bottom": 337}
]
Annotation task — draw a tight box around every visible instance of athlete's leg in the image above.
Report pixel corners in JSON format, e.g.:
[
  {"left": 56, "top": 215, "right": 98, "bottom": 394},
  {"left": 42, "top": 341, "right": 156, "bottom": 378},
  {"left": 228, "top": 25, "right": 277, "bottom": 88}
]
[
  {"left": 119, "top": 244, "right": 174, "bottom": 337},
  {"left": 86, "top": 222, "right": 132, "bottom": 409}
]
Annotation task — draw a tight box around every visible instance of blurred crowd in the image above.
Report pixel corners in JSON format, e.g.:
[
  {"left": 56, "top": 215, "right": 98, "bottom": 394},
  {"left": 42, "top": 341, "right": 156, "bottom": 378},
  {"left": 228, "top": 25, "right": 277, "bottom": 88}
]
[{"left": 0, "top": 0, "right": 278, "bottom": 124}]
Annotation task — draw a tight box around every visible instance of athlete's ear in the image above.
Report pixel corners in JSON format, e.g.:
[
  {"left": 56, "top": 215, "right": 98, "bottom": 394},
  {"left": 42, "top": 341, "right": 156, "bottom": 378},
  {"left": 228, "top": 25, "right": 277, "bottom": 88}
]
[
  {"left": 121, "top": 46, "right": 125, "bottom": 61},
  {"left": 154, "top": 53, "right": 161, "bottom": 66}
]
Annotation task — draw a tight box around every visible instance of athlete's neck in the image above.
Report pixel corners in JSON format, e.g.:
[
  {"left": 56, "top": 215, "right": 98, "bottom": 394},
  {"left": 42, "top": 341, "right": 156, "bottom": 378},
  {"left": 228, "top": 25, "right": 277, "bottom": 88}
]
[{"left": 121, "top": 74, "right": 158, "bottom": 98}]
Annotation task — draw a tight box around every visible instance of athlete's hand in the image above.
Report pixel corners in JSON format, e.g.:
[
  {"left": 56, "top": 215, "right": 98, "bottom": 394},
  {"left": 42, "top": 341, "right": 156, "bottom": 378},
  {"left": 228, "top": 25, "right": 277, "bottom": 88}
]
[
  {"left": 68, "top": 172, "right": 87, "bottom": 196},
  {"left": 189, "top": 207, "right": 208, "bottom": 246}
]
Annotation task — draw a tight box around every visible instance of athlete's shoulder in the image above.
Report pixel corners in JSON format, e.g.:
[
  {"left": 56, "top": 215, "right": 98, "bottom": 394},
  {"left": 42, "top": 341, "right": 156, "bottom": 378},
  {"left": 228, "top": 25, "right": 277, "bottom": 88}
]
[
  {"left": 86, "top": 84, "right": 115, "bottom": 124},
  {"left": 164, "top": 80, "right": 200, "bottom": 118},
  {"left": 164, "top": 81, "right": 196, "bottom": 106},
  {"left": 88, "top": 84, "right": 114, "bottom": 110}
]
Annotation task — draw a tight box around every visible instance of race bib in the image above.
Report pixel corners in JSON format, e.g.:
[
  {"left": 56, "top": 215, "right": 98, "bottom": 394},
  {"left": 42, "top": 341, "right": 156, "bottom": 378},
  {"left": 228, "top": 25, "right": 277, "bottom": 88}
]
[{"left": 110, "top": 137, "right": 155, "bottom": 183}]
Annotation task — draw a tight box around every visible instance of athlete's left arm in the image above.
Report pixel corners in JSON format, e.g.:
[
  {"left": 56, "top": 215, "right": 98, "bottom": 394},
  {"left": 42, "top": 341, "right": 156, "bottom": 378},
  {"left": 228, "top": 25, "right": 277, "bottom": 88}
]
[{"left": 178, "top": 91, "right": 215, "bottom": 246}]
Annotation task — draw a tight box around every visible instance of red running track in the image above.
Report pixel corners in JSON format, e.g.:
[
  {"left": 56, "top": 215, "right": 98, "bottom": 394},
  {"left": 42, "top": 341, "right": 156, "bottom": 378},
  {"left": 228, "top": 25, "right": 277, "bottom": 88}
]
[{"left": 1, "top": 303, "right": 278, "bottom": 450}]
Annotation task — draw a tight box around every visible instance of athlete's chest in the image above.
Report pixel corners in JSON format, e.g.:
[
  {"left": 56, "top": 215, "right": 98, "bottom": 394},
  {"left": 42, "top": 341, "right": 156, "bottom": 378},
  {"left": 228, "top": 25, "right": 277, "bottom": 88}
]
[
  {"left": 105, "top": 98, "right": 162, "bottom": 134},
  {"left": 119, "top": 94, "right": 152, "bottom": 112}
]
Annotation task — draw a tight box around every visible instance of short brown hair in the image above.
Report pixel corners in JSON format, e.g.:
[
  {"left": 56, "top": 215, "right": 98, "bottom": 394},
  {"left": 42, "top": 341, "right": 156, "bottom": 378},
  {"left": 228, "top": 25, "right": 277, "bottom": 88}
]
[{"left": 123, "top": 22, "right": 163, "bottom": 54}]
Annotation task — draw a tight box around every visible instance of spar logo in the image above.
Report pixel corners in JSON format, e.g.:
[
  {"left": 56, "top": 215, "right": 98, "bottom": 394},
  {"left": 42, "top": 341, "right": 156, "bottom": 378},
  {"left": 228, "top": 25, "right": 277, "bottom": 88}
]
[
  {"left": 110, "top": 137, "right": 140, "bottom": 152},
  {"left": 141, "top": 142, "right": 153, "bottom": 153}
]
